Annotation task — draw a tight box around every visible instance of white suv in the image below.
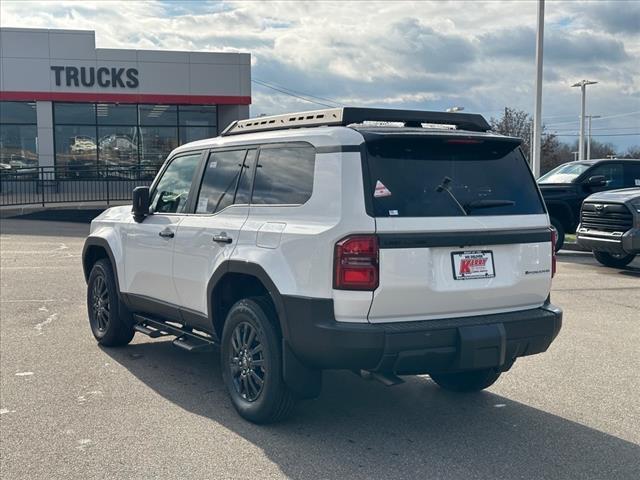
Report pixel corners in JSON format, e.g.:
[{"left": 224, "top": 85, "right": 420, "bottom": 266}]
[{"left": 83, "top": 108, "right": 562, "bottom": 423}]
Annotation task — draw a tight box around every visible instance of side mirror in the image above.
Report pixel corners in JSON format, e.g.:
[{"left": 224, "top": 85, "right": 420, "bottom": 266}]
[
  {"left": 586, "top": 175, "right": 607, "bottom": 187},
  {"left": 132, "top": 186, "right": 150, "bottom": 223}
]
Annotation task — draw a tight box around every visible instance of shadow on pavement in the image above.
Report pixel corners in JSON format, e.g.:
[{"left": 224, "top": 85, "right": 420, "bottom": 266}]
[
  {"left": 104, "top": 340, "right": 640, "bottom": 480},
  {"left": 0, "top": 218, "right": 90, "bottom": 237}
]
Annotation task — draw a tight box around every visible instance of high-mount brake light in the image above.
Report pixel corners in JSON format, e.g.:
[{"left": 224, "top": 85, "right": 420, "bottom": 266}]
[{"left": 334, "top": 235, "right": 379, "bottom": 291}]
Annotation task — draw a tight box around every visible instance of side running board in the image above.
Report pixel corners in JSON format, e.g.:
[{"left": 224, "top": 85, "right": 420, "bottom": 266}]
[{"left": 133, "top": 314, "right": 218, "bottom": 353}]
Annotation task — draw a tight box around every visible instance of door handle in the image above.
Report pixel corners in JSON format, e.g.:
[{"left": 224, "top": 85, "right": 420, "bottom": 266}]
[
  {"left": 213, "top": 233, "right": 233, "bottom": 244},
  {"left": 159, "top": 229, "right": 175, "bottom": 239}
]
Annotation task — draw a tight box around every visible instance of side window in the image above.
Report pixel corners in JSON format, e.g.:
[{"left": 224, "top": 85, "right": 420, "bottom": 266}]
[
  {"left": 195, "top": 149, "right": 246, "bottom": 214},
  {"left": 624, "top": 163, "right": 640, "bottom": 187},
  {"left": 588, "top": 163, "right": 623, "bottom": 188},
  {"left": 251, "top": 145, "right": 315, "bottom": 205},
  {"left": 150, "top": 152, "right": 201, "bottom": 214},
  {"left": 234, "top": 149, "right": 257, "bottom": 205}
]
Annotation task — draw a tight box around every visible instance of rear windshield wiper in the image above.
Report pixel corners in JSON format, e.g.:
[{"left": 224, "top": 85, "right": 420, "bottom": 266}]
[
  {"left": 435, "top": 176, "right": 467, "bottom": 216},
  {"left": 465, "top": 199, "right": 516, "bottom": 211}
]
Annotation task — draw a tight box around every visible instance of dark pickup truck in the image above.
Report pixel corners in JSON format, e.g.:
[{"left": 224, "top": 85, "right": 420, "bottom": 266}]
[
  {"left": 538, "top": 158, "right": 640, "bottom": 251},
  {"left": 576, "top": 188, "right": 640, "bottom": 268}
]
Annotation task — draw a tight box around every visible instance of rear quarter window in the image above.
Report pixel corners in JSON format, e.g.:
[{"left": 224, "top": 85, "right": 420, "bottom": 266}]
[{"left": 364, "top": 135, "right": 545, "bottom": 217}]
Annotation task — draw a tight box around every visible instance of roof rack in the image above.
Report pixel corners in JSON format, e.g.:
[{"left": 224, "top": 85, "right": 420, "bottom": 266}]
[{"left": 220, "top": 107, "right": 492, "bottom": 136}]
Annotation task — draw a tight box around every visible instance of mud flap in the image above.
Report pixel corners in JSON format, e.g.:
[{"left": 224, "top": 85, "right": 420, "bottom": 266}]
[
  {"left": 282, "top": 340, "right": 322, "bottom": 399},
  {"left": 457, "top": 324, "right": 506, "bottom": 370}
]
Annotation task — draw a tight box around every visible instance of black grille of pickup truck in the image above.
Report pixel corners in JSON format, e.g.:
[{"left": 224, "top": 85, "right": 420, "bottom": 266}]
[{"left": 581, "top": 202, "right": 633, "bottom": 232}]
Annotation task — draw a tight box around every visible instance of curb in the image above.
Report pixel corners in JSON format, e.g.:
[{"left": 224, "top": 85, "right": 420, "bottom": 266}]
[
  {"left": 0, "top": 201, "right": 128, "bottom": 219},
  {"left": 562, "top": 241, "right": 589, "bottom": 253}
]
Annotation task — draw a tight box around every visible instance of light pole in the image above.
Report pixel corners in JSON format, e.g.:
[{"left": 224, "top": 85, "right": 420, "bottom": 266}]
[
  {"left": 532, "top": 0, "right": 545, "bottom": 178},
  {"left": 445, "top": 106, "right": 464, "bottom": 113},
  {"left": 571, "top": 80, "right": 598, "bottom": 160},
  {"left": 586, "top": 114, "right": 600, "bottom": 160}
]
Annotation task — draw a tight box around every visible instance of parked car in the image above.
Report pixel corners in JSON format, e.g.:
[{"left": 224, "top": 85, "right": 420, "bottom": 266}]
[
  {"left": 82, "top": 107, "right": 562, "bottom": 423},
  {"left": 576, "top": 188, "right": 640, "bottom": 268},
  {"left": 538, "top": 158, "right": 640, "bottom": 251}
]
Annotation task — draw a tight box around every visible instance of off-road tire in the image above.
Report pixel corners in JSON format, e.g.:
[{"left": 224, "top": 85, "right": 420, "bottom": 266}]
[
  {"left": 221, "top": 297, "right": 297, "bottom": 424},
  {"left": 87, "top": 259, "right": 135, "bottom": 346},
  {"left": 593, "top": 250, "right": 636, "bottom": 269},
  {"left": 430, "top": 368, "right": 501, "bottom": 392}
]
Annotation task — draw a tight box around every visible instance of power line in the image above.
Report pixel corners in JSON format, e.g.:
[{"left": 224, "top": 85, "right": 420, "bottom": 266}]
[
  {"left": 254, "top": 78, "right": 343, "bottom": 106},
  {"left": 551, "top": 133, "right": 640, "bottom": 137},
  {"left": 251, "top": 79, "right": 340, "bottom": 108}
]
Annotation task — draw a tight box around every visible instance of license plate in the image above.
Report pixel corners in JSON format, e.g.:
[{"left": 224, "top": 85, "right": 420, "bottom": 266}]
[{"left": 451, "top": 250, "right": 495, "bottom": 280}]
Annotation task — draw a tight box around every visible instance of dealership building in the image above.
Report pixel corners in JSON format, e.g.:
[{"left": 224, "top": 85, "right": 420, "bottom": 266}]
[{"left": 0, "top": 27, "right": 251, "bottom": 171}]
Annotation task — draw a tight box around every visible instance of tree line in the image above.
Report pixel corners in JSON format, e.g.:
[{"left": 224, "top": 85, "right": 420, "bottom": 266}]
[{"left": 490, "top": 107, "right": 639, "bottom": 174}]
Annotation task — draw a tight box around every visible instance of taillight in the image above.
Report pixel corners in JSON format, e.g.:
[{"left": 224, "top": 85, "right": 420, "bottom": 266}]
[
  {"left": 550, "top": 228, "right": 557, "bottom": 278},
  {"left": 334, "top": 235, "right": 379, "bottom": 290}
]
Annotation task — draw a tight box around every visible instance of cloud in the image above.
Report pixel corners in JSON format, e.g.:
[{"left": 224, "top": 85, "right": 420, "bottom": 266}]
[{"left": 0, "top": 0, "right": 638, "bottom": 149}]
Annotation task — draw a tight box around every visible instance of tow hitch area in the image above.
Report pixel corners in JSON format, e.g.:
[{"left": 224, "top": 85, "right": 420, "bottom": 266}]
[
  {"left": 133, "top": 314, "right": 218, "bottom": 353},
  {"left": 356, "top": 370, "right": 405, "bottom": 386}
]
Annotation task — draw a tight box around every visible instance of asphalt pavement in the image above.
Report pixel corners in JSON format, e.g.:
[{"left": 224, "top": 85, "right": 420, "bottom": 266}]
[{"left": 1, "top": 218, "right": 639, "bottom": 479}]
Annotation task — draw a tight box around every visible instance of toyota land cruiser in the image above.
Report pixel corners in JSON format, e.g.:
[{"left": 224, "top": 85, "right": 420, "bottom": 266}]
[{"left": 83, "top": 108, "right": 562, "bottom": 423}]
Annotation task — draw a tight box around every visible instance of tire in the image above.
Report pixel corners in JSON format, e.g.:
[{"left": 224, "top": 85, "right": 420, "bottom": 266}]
[
  {"left": 430, "top": 368, "right": 501, "bottom": 393},
  {"left": 550, "top": 217, "right": 565, "bottom": 253},
  {"left": 593, "top": 250, "right": 636, "bottom": 269},
  {"left": 87, "top": 259, "right": 135, "bottom": 347},
  {"left": 221, "top": 297, "right": 297, "bottom": 424}
]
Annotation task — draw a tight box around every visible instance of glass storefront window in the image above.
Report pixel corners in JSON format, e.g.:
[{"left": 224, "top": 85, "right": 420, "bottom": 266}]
[
  {"left": 98, "top": 126, "right": 139, "bottom": 168},
  {"left": 0, "top": 102, "right": 38, "bottom": 169},
  {"left": 0, "top": 124, "right": 38, "bottom": 168},
  {"left": 96, "top": 103, "right": 137, "bottom": 125},
  {"left": 54, "top": 103, "right": 96, "bottom": 125},
  {"left": 54, "top": 125, "right": 97, "bottom": 174},
  {"left": 140, "top": 126, "right": 178, "bottom": 166},
  {"left": 50, "top": 103, "right": 217, "bottom": 169},
  {"left": 139, "top": 104, "right": 177, "bottom": 126},
  {"left": 1, "top": 101, "right": 37, "bottom": 124},
  {"left": 179, "top": 105, "right": 217, "bottom": 143}
]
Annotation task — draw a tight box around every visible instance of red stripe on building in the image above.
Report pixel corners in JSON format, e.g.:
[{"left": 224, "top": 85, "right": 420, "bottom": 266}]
[{"left": 0, "top": 91, "right": 251, "bottom": 105}]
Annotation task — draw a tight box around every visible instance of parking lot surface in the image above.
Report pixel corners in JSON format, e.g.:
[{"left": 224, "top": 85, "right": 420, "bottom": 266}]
[{"left": 1, "top": 218, "right": 639, "bottom": 479}]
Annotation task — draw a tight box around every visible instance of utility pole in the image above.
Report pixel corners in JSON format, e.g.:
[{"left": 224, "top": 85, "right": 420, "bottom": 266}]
[
  {"left": 571, "top": 80, "right": 598, "bottom": 160},
  {"left": 586, "top": 114, "right": 600, "bottom": 160},
  {"left": 532, "top": 0, "right": 545, "bottom": 178}
]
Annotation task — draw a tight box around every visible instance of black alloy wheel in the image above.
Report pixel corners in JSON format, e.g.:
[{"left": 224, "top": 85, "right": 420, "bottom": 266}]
[{"left": 229, "top": 321, "right": 266, "bottom": 402}]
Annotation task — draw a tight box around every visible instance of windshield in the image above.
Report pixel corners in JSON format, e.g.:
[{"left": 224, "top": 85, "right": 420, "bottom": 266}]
[
  {"left": 538, "top": 162, "right": 591, "bottom": 184},
  {"left": 364, "top": 135, "right": 545, "bottom": 217}
]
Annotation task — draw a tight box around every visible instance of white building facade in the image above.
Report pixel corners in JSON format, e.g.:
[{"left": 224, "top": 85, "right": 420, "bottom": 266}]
[{"left": 0, "top": 28, "right": 251, "bottom": 171}]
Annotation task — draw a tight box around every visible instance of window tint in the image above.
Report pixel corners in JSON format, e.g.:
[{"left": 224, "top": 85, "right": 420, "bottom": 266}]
[
  {"left": 252, "top": 145, "right": 315, "bottom": 205},
  {"left": 365, "top": 136, "right": 545, "bottom": 217},
  {"left": 624, "top": 162, "right": 640, "bottom": 187},
  {"left": 196, "top": 150, "right": 247, "bottom": 214},
  {"left": 151, "top": 152, "right": 201, "bottom": 213},
  {"left": 587, "top": 163, "right": 623, "bottom": 188}
]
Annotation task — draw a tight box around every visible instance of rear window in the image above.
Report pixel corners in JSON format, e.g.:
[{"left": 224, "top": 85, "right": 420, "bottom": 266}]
[{"left": 364, "top": 136, "right": 545, "bottom": 217}]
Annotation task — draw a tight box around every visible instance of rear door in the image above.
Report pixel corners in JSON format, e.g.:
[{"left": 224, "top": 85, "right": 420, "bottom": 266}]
[
  {"left": 362, "top": 134, "right": 553, "bottom": 323},
  {"left": 172, "top": 148, "right": 256, "bottom": 328}
]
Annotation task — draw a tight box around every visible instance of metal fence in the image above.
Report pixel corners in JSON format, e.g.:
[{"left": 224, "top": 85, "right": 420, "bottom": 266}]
[{"left": 0, "top": 165, "right": 160, "bottom": 207}]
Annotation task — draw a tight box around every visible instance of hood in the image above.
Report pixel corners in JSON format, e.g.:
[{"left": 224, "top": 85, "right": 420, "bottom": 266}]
[{"left": 585, "top": 188, "right": 640, "bottom": 203}]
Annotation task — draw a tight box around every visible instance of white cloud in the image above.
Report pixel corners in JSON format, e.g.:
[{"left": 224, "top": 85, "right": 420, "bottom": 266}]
[{"left": 1, "top": 0, "right": 638, "bottom": 148}]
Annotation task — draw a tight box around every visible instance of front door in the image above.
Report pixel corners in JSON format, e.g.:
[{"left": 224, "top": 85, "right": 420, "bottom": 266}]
[{"left": 122, "top": 151, "right": 203, "bottom": 314}]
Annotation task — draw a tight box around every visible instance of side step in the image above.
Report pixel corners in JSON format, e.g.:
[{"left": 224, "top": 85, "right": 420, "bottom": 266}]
[{"left": 133, "top": 314, "right": 218, "bottom": 353}]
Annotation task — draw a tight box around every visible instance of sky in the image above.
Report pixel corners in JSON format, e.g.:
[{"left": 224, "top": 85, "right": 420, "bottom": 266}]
[{"left": 1, "top": 0, "right": 639, "bottom": 151}]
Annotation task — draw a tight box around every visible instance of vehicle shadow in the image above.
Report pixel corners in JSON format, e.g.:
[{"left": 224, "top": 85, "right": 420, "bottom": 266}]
[
  {"left": 558, "top": 250, "right": 640, "bottom": 275},
  {"left": 0, "top": 218, "right": 90, "bottom": 237},
  {"left": 104, "top": 340, "right": 640, "bottom": 480}
]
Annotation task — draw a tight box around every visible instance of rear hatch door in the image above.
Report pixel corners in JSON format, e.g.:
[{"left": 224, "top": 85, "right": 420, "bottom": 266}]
[{"left": 362, "top": 132, "right": 552, "bottom": 323}]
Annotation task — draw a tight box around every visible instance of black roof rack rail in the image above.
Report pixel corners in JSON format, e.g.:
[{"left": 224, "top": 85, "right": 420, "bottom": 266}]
[{"left": 220, "top": 107, "right": 492, "bottom": 136}]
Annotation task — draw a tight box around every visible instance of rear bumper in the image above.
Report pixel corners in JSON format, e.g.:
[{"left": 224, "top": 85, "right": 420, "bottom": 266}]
[
  {"left": 576, "top": 227, "right": 640, "bottom": 255},
  {"left": 282, "top": 296, "right": 562, "bottom": 374}
]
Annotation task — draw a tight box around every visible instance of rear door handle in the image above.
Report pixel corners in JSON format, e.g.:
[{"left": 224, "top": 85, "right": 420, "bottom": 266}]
[
  {"left": 213, "top": 233, "right": 232, "bottom": 244},
  {"left": 159, "top": 229, "right": 175, "bottom": 239}
]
